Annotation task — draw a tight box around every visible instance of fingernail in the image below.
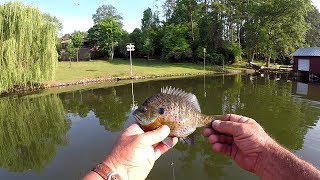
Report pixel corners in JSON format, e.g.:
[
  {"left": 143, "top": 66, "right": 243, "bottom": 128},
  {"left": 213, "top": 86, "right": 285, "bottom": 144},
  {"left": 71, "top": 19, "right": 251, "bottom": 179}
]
[
  {"left": 212, "top": 120, "right": 221, "bottom": 128},
  {"left": 162, "top": 137, "right": 174, "bottom": 148}
]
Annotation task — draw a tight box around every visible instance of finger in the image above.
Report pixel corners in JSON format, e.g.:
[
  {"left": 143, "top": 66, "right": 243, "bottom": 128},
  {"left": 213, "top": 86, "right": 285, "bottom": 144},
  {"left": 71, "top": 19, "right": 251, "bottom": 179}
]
[
  {"left": 140, "top": 125, "right": 170, "bottom": 146},
  {"left": 202, "top": 128, "right": 215, "bottom": 137},
  {"left": 154, "top": 137, "right": 178, "bottom": 160},
  {"left": 123, "top": 123, "right": 145, "bottom": 136},
  {"left": 211, "top": 143, "right": 232, "bottom": 156},
  {"left": 208, "top": 134, "right": 233, "bottom": 144},
  {"left": 221, "top": 114, "right": 250, "bottom": 123},
  {"left": 212, "top": 120, "right": 243, "bottom": 136}
]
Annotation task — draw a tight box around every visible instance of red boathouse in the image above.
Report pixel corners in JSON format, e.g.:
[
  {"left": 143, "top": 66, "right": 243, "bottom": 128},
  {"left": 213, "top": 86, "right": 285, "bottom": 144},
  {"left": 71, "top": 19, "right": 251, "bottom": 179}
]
[{"left": 291, "top": 47, "right": 320, "bottom": 80}]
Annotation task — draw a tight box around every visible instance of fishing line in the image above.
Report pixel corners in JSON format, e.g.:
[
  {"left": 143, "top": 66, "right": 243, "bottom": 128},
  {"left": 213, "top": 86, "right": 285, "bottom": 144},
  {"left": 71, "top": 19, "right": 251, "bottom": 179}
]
[{"left": 170, "top": 149, "right": 176, "bottom": 180}]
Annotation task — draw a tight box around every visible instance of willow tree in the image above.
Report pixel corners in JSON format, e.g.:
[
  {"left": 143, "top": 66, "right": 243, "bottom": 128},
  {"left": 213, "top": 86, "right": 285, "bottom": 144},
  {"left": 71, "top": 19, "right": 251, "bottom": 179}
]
[{"left": 0, "top": 2, "right": 58, "bottom": 94}]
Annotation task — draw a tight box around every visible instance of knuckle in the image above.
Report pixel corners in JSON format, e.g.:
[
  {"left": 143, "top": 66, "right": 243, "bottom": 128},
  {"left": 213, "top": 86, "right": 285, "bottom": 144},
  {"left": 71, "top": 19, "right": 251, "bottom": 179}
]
[{"left": 236, "top": 124, "right": 246, "bottom": 135}]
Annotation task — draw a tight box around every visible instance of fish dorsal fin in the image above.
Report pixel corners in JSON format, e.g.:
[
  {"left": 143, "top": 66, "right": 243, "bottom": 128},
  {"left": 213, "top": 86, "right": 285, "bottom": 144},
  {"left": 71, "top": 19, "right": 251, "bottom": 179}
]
[{"left": 161, "top": 86, "right": 201, "bottom": 112}]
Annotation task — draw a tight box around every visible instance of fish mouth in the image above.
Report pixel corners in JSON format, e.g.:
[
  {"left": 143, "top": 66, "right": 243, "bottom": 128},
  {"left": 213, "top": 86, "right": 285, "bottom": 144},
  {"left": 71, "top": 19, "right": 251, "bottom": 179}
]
[{"left": 133, "top": 114, "right": 157, "bottom": 126}]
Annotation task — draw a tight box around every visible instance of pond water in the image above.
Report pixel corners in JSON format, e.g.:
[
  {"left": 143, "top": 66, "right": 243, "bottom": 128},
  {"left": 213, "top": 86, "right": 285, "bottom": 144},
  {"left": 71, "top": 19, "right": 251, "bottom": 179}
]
[{"left": 0, "top": 74, "right": 320, "bottom": 180}]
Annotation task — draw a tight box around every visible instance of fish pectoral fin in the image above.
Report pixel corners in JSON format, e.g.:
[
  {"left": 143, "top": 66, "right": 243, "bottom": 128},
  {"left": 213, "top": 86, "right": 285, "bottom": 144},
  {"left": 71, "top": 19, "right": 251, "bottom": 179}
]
[
  {"left": 180, "top": 136, "right": 195, "bottom": 145},
  {"left": 212, "top": 114, "right": 224, "bottom": 120}
]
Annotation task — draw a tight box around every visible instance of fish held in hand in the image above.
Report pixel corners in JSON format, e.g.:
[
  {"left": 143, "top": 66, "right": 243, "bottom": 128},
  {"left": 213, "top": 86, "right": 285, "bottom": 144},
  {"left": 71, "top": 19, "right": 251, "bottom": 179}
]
[{"left": 133, "top": 86, "right": 222, "bottom": 138}]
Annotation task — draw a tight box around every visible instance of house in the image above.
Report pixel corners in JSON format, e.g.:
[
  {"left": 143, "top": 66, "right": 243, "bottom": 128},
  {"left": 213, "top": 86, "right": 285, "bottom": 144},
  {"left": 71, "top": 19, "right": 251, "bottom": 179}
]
[
  {"left": 60, "top": 39, "right": 92, "bottom": 61},
  {"left": 291, "top": 47, "right": 320, "bottom": 81}
]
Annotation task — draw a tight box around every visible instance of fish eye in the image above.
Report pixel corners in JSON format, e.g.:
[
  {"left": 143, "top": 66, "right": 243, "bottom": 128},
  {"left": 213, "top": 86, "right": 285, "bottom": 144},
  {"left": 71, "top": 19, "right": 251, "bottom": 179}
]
[
  {"left": 158, "top": 108, "right": 165, "bottom": 115},
  {"left": 140, "top": 106, "right": 147, "bottom": 113}
]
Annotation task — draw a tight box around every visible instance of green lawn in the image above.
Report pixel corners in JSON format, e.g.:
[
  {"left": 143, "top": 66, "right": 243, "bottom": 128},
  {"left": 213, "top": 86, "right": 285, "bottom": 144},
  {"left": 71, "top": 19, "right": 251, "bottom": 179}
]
[{"left": 53, "top": 59, "right": 217, "bottom": 82}]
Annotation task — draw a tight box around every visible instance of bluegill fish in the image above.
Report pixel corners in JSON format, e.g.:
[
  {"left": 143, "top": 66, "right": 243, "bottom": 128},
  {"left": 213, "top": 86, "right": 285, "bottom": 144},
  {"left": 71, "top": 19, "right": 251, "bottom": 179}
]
[{"left": 133, "top": 87, "right": 221, "bottom": 138}]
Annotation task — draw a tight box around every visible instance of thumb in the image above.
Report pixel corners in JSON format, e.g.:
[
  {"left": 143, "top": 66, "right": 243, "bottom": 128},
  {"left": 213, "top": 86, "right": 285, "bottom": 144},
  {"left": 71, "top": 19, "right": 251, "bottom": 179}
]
[
  {"left": 140, "top": 125, "right": 170, "bottom": 146},
  {"left": 212, "top": 120, "right": 242, "bottom": 136}
]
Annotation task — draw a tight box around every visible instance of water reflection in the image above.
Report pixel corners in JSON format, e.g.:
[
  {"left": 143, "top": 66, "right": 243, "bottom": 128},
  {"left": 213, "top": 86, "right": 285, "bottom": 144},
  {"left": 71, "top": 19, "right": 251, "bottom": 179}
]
[
  {"left": 59, "top": 87, "right": 132, "bottom": 132},
  {"left": 0, "top": 94, "right": 70, "bottom": 173},
  {"left": 292, "top": 81, "right": 320, "bottom": 102},
  {"left": 0, "top": 75, "right": 320, "bottom": 179}
]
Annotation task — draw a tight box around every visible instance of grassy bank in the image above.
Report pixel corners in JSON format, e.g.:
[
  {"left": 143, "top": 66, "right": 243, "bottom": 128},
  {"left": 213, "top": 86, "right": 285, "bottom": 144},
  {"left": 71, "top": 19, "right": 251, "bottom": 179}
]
[{"left": 52, "top": 59, "right": 249, "bottom": 83}]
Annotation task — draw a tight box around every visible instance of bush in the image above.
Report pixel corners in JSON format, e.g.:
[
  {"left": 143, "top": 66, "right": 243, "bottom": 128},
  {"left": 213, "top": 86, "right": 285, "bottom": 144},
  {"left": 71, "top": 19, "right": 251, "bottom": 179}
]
[
  {"left": 223, "top": 42, "right": 243, "bottom": 64},
  {"left": 195, "top": 47, "right": 225, "bottom": 65},
  {"left": 165, "top": 50, "right": 193, "bottom": 62}
]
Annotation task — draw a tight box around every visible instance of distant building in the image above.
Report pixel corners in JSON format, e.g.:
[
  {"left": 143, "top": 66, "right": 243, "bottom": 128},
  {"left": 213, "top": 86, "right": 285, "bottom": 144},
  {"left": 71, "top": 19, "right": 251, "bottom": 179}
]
[
  {"left": 60, "top": 39, "right": 92, "bottom": 61},
  {"left": 291, "top": 47, "right": 320, "bottom": 81}
]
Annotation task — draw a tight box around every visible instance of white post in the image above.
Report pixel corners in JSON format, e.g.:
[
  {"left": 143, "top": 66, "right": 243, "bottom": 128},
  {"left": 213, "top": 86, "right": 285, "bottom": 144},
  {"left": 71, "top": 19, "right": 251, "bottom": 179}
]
[
  {"left": 203, "top": 48, "right": 206, "bottom": 72},
  {"left": 130, "top": 48, "right": 132, "bottom": 77},
  {"left": 127, "top": 43, "right": 135, "bottom": 78},
  {"left": 223, "top": 58, "right": 225, "bottom": 71}
]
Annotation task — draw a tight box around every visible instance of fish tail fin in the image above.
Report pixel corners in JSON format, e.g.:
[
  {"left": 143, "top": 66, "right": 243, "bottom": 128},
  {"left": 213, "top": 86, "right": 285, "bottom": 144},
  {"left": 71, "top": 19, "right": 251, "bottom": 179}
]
[{"left": 199, "top": 114, "right": 224, "bottom": 127}]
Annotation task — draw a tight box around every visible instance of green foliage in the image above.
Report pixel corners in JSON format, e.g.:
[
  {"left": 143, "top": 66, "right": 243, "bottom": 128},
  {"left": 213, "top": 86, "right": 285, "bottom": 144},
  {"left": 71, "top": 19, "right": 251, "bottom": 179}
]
[
  {"left": 195, "top": 47, "right": 225, "bottom": 65},
  {"left": 71, "top": 31, "right": 84, "bottom": 49},
  {"left": 305, "top": 5, "right": 320, "bottom": 47},
  {"left": 87, "top": 17, "right": 123, "bottom": 59},
  {"left": 161, "top": 24, "right": 191, "bottom": 62},
  {"left": 0, "top": 94, "right": 70, "bottom": 172},
  {"left": 141, "top": 8, "right": 161, "bottom": 59},
  {"left": 129, "top": 28, "right": 143, "bottom": 57},
  {"left": 71, "top": 31, "right": 84, "bottom": 62},
  {"left": 0, "top": 2, "right": 58, "bottom": 94},
  {"left": 65, "top": 42, "right": 77, "bottom": 60},
  {"left": 92, "top": 5, "right": 123, "bottom": 26},
  {"left": 243, "top": 0, "right": 311, "bottom": 66},
  {"left": 116, "top": 31, "right": 130, "bottom": 59},
  {"left": 224, "top": 43, "right": 243, "bottom": 64},
  {"left": 84, "top": 0, "right": 317, "bottom": 64},
  {"left": 42, "top": 13, "right": 63, "bottom": 32}
]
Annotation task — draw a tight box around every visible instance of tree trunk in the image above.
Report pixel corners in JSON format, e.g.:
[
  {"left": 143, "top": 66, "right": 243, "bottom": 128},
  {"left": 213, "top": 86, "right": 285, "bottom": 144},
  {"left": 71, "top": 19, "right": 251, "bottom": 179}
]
[
  {"left": 266, "top": 57, "right": 270, "bottom": 67},
  {"left": 237, "top": 24, "right": 241, "bottom": 45},
  {"left": 111, "top": 42, "right": 114, "bottom": 60},
  {"left": 190, "top": 13, "right": 195, "bottom": 42},
  {"left": 77, "top": 49, "right": 79, "bottom": 62},
  {"left": 204, "top": 0, "right": 208, "bottom": 13}
]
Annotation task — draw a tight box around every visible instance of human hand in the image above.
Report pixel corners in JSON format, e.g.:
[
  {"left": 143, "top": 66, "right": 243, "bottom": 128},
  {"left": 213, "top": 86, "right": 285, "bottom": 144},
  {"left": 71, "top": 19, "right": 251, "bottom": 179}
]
[
  {"left": 203, "top": 114, "right": 275, "bottom": 173},
  {"left": 102, "top": 123, "right": 178, "bottom": 180}
]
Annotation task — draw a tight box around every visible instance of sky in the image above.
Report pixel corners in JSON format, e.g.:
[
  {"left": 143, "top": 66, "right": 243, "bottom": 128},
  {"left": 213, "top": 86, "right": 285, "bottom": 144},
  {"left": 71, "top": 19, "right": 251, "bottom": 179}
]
[
  {"left": 2, "top": 0, "right": 320, "bottom": 35},
  {"left": 2, "top": 0, "right": 164, "bottom": 35}
]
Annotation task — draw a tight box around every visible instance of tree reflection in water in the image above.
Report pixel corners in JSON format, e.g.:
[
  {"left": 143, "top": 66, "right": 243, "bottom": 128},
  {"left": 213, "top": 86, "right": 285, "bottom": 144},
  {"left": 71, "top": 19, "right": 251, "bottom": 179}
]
[
  {"left": 52, "top": 74, "right": 320, "bottom": 179},
  {"left": 0, "top": 94, "right": 70, "bottom": 173},
  {"left": 60, "top": 86, "right": 133, "bottom": 132}
]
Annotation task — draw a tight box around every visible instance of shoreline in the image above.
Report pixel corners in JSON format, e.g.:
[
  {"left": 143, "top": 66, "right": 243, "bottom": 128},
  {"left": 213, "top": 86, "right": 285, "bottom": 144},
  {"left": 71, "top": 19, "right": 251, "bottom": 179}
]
[
  {"left": 44, "top": 69, "right": 255, "bottom": 89},
  {"left": 0, "top": 69, "right": 255, "bottom": 96}
]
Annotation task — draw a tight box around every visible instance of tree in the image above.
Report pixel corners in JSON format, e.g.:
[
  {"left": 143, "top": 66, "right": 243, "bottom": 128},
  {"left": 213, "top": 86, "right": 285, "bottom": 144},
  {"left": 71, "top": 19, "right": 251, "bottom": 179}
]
[
  {"left": 92, "top": 5, "right": 123, "bottom": 26},
  {"left": 129, "top": 28, "right": 144, "bottom": 57},
  {"left": 117, "top": 31, "right": 130, "bottom": 59},
  {"left": 256, "top": 0, "right": 310, "bottom": 66},
  {"left": 43, "top": 13, "right": 63, "bottom": 33},
  {"left": 71, "top": 31, "right": 84, "bottom": 62},
  {"left": 305, "top": 5, "right": 320, "bottom": 47},
  {"left": 162, "top": 0, "right": 176, "bottom": 21},
  {"left": 61, "top": 33, "right": 71, "bottom": 41},
  {"left": 65, "top": 42, "right": 77, "bottom": 67},
  {"left": 87, "top": 17, "right": 123, "bottom": 60},
  {"left": 141, "top": 8, "right": 158, "bottom": 60},
  {"left": 0, "top": 2, "right": 58, "bottom": 94},
  {"left": 161, "top": 23, "right": 191, "bottom": 62}
]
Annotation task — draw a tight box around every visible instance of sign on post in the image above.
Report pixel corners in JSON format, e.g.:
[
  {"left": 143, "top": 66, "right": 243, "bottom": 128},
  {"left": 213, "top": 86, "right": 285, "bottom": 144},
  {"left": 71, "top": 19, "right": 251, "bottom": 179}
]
[{"left": 126, "top": 43, "right": 135, "bottom": 78}]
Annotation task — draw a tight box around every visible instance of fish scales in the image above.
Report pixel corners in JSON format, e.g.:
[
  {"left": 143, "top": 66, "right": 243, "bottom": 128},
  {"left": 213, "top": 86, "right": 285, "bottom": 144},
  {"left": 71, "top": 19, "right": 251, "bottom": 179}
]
[{"left": 133, "top": 86, "right": 220, "bottom": 138}]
